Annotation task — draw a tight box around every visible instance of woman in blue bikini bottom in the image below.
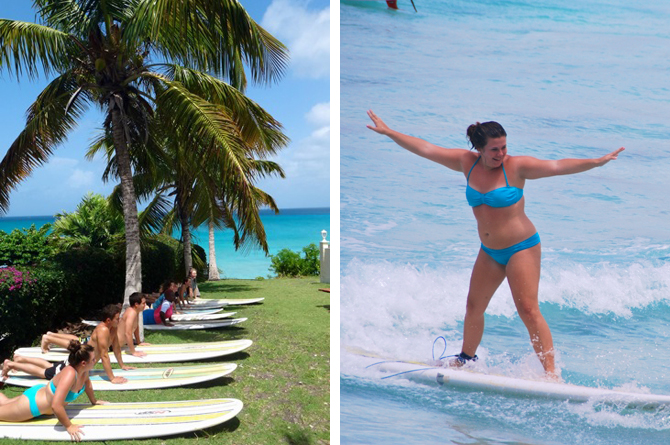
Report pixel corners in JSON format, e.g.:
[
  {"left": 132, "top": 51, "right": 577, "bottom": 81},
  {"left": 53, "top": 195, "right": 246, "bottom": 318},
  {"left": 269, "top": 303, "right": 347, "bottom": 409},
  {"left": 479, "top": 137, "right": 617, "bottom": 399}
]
[{"left": 481, "top": 233, "right": 541, "bottom": 266}]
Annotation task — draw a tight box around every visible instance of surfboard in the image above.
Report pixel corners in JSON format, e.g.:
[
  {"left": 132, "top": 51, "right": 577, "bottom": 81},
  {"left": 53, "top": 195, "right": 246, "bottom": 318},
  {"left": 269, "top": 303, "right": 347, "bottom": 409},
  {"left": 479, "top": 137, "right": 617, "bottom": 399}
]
[
  {"left": 143, "top": 318, "right": 247, "bottom": 331},
  {"left": 352, "top": 349, "right": 670, "bottom": 408},
  {"left": 0, "top": 398, "right": 242, "bottom": 441},
  {"left": 14, "top": 339, "right": 253, "bottom": 364},
  {"left": 180, "top": 300, "right": 228, "bottom": 309},
  {"left": 171, "top": 311, "right": 236, "bottom": 321},
  {"left": 191, "top": 298, "right": 264, "bottom": 306},
  {"left": 4, "top": 363, "right": 237, "bottom": 391},
  {"left": 179, "top": 307, "right": 223, "bottom": 314},
  {"left": 82, "top": 312, "right": 237, "bottom": 325}
]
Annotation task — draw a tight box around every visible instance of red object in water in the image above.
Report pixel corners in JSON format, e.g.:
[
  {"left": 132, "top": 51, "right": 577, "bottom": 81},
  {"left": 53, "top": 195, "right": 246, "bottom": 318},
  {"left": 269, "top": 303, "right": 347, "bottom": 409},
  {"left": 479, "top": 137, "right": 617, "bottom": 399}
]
[{"left": 386, "top": 0, "right": 399, "bottom": 9}]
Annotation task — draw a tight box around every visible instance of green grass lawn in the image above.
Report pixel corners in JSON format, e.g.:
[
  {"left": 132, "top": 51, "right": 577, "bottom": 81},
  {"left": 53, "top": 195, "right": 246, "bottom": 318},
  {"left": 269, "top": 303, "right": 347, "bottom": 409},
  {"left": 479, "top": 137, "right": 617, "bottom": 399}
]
[{"left": 0, "top": 277, "right": 330, "bottom": 444}]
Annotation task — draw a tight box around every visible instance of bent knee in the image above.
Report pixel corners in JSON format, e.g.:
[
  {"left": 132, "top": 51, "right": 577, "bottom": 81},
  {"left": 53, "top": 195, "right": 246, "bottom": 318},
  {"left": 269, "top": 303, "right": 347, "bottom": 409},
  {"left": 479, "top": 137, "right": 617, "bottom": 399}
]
[{"left": 516, "top": 302, "right": 542, "bottom": 321}]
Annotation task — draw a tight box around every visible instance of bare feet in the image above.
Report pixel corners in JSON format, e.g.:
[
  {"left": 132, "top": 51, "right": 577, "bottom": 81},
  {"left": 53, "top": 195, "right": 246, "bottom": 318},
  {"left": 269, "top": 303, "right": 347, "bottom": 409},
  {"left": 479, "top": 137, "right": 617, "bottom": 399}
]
[
  {"left": 40, "top": 332, "right": 53, "bottom": 353},
  {"left": 1, "top": 359, "right": 10, "bottom": 380}
]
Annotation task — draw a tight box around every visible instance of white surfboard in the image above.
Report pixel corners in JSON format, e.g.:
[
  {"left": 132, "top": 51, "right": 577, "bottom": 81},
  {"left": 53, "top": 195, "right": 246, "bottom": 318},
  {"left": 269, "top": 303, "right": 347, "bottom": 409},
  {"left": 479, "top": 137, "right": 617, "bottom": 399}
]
[
  {"left": 353, "top": 349, "right": 670, "bottom": 408},
  {"left": 191, "top": 297, "right": 264, "bottom": 306},
  {"left": 171, "top": 311, "right": 236, "bottom": 321},
  {"left": 181, "top": 300, "right": 228, "bottom": 309},
  {"left": 4, "top": 363, "right": 237, "bottom": 391},
  {"left": 179, "top": 307, "right": 223, "bottom": 314},
  {"left": 82, "top": 312, "right": 237, "bottom": 325},
  {"left": 143, "top": 318, "right": 247, "bottom": 331},
  {"left": 14, "top": 339, "right": 253, "bottom": 364},
  {"left": 0, "top": 398, "right": 242, "bottom": 441}
]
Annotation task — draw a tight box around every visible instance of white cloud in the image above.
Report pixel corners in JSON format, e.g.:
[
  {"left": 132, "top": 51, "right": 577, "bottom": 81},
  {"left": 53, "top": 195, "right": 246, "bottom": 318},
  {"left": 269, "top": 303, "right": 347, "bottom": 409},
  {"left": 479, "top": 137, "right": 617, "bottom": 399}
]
[
  {"left": 274, "top": 101, "right": 330, "bottom": 180},
  {"left": 306, "top": 102, "right": 330, "bottom": 127},
  {"left": 67, "top": 169, "right": 95, "bottom": 188},
  {"left": 262, "top": 0, "right": 330, "bottom": 79}
]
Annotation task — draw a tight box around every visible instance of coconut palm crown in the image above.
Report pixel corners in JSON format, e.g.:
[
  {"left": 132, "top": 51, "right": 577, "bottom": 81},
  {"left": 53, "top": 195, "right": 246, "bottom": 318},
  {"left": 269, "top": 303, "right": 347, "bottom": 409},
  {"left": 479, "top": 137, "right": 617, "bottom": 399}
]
[{"left": 0, "top": 0, "right": 289, "bottom": 304}]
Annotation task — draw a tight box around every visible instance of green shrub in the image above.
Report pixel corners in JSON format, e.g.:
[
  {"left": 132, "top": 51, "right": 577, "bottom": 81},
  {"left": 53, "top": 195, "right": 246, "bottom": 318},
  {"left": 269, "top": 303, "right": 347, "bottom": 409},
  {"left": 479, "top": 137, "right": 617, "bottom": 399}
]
[
  {"left": 269, "top": 243, "right": 320, "bottom": 277},
  {"left": 0, "top": 225, "right": 55, "bottom": 267},
  {"left": 0, "top": 266, "right": 69, "bottom": 358},
  {"left": 300, "top": 243, "right": 320, "bottom": 276},
  {"left": 141, "top": 235, "right": 178, "bottom": 292},
  {"left": 51, "top": 246, "right": 125, "bottom": 313}
]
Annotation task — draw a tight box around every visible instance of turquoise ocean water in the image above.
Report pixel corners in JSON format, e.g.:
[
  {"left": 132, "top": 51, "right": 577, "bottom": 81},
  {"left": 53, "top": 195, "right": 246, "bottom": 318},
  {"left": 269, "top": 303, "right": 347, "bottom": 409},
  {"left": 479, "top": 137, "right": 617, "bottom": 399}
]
[
  {"left": 341, "top": 1, "right": 670, "bottom": 444},
  {"left": 0, "top": 208, "right": 329, "bottom": 279}
]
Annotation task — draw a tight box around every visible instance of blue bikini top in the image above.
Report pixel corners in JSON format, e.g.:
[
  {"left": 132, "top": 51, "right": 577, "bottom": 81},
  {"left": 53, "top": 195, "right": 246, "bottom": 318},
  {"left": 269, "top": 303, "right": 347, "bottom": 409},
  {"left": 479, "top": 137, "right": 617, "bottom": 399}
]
[
  {"left": 49, "top": 373, "right": 86, "bottom": 402},
  {"left": 466, "top": 157, "right": 523, "bottom": 208}
]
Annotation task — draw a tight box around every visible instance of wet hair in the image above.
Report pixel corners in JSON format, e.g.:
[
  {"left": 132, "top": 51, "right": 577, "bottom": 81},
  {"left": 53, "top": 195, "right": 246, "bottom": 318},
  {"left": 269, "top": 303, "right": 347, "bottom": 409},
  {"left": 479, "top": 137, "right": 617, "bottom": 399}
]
[
  {"left": 100, "top": 304, "right": 121, "bottom": 322},
  {"left": 466, "top": 121, "right": 507, "bottom": 151},
  {"left": 67, "top": 340, "right": 94, "bottom": 365},
  {"left": 129, "top": 292, "right": 143, "bottom": 307}
]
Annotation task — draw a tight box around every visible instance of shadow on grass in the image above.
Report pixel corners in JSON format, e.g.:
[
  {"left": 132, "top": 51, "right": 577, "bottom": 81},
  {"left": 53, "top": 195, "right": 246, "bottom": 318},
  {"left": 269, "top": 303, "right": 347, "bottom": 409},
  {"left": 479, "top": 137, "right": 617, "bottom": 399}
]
[
  {"left": 317, "top": 305, "right": 330, "bottom": 311},
  {"left": 198, "top": 282, "right": 261, "bottom": 294},
  {"left": 185, "top": 375, "right": 235, "bottom": 390},
  {"left": 284, "top": 428, "right": 315, "bottom": 445},
  {"left": 145, "top": 326, "right": 249, "bottom": 344}
]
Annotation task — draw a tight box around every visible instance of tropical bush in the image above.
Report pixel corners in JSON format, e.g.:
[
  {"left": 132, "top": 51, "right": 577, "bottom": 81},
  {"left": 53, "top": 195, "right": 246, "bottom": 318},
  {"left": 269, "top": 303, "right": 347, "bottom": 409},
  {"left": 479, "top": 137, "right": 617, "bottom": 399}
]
[
  {"left": 0, "top": 225, "right": 55, "bottom": 267},
  {"left": 51, "top": 193, "right": 124, "bottom": 250},
  {"left": 0, "top": 266, "right": 69, "bottom": 359},
  {"left": 269, "top": 243, "right": 320, "bottom": 277},
  {"left": 142, "top": 235, "right": 179, "bottom": 292}
]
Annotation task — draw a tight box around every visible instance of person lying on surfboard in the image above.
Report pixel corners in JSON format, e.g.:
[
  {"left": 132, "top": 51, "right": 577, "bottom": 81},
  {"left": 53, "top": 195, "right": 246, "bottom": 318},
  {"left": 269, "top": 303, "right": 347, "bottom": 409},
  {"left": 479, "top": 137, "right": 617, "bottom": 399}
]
[
  {"left": 367, "top": 110, "right": 624, "bottom": 379},
  {"left": 3, "top": 305, "right": 133, "bottom": 385},
  {"left": 0, "top": 341, "right": 107, "bottom": 442},
  {"left": 142, "top": 288, "right": 176, "bottom": 327},
  {"left": 116, "top": 293, "right": 150, "bottom": 357}
]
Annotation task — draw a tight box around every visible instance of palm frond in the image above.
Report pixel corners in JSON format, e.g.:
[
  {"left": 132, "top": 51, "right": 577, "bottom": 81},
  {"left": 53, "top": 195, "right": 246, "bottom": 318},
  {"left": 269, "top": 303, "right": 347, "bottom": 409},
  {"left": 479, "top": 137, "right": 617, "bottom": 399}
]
[
  {"left": 162, "top": 64, "right": 289, "bottom": 155},
  {"left": 0, "top": 19, "right": 76, "bottom": 79},
  {"left": 138, "top": 193, "right": 172, "bottom": 237},
  {"left": 0, "top": 73, "right": 89, "bottom": 213},
  {"left": 124, "top": 0, "right": 289, "bottom": 85}
]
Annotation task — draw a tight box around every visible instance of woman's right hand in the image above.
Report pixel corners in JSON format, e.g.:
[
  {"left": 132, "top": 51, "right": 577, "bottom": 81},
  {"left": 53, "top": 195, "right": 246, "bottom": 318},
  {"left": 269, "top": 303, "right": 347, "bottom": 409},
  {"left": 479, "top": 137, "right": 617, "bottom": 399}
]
[
  {"left": 67, "top": 424, "right": 84, "bottom": 442},
  {"left": 366, "top": 110, "right": 391, "bottom": 135},
  {"left": 598, "top": 147, "right": 625, "bottom": 166}
]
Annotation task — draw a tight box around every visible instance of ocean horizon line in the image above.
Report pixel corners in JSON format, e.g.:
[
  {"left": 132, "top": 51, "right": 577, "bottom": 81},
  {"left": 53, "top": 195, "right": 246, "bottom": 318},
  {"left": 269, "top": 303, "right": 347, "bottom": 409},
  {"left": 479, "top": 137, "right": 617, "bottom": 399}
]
[{"left": 1, "top": 206, "right": 330, "bottom": 221}]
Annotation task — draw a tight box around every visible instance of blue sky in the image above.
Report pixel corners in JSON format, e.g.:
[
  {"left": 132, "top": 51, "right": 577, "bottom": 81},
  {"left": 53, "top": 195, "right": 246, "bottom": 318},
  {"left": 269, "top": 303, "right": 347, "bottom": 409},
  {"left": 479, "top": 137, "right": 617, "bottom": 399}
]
[{"left": 0, "top": 0, "right": 330, "bottom": 216}]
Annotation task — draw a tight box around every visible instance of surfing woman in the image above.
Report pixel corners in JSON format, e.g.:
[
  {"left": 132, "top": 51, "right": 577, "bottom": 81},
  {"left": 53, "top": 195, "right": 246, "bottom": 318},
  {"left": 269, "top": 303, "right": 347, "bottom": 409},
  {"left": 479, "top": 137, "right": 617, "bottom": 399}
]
[
  {"left": 0, "top": 340, "right": 106, "bottom": 441},
  {"left": 366, "top": 110, "right": 624, "bottom": 379}
]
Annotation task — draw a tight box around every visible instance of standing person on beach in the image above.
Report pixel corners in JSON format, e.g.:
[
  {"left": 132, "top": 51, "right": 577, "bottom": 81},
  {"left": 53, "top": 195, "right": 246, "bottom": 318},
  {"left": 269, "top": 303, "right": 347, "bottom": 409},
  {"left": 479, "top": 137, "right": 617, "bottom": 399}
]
[
  {"left": 366, "top": 110, "right": 624, "bottom": 379},
  {"left": 0, "top": 341, "right": 106, "bottom": 441}
]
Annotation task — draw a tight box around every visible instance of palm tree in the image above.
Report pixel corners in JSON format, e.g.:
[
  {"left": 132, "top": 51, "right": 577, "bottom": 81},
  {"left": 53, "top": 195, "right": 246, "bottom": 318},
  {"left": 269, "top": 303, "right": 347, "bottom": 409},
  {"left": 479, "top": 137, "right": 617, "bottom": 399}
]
[{"left": 0, "top": 1, "right": 288, "bottom": 305}]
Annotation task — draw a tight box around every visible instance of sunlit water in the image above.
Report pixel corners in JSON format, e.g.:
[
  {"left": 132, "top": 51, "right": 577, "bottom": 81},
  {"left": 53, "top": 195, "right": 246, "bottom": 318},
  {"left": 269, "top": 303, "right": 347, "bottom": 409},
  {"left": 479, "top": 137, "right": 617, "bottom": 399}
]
[{"left": 340, "top": 1, "right": 670, "bottom": 443}]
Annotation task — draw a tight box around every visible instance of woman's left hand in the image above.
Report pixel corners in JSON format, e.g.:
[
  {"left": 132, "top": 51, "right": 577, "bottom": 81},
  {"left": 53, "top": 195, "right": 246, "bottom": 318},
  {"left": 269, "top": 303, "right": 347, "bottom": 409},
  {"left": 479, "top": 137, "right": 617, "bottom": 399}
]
[{"left": 94, "top": 400, "right": 109, "bottom": 405}]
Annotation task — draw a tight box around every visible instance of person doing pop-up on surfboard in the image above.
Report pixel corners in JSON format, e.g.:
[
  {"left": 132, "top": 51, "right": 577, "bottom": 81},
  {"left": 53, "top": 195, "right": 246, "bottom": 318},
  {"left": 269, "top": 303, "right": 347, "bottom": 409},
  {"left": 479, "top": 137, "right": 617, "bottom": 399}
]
[
  {"left": 3, "top": 304, "right": 133, "bottom": 385},
  {"left": 367, "top": 110, "right": 624, "bottom": 379},
  {"left": 0, "top": 341, "right": 107, "bottom": 441}
]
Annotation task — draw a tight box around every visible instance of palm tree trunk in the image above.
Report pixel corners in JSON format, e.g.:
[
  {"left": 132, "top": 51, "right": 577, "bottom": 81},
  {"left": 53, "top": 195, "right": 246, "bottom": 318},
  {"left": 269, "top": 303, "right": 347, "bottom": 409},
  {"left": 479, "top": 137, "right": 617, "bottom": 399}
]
[
  {"left": 179, "top": 202, "right": 192, "bottom": 276},
  {"left": 208, "top": 219, "right": 221, "bottom": 280},
  {"left": 111, "top": 105, "right": 142, "bottom": 307}
]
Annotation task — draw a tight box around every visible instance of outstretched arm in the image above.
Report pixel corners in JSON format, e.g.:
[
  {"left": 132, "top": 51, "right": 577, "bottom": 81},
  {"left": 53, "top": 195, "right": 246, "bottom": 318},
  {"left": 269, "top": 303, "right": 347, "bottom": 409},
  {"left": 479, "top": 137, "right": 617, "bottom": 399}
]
[
  {"left": 367, "top": 110, "right": 470, "bottom": 172},
  {"left": 518, "top": 147, "right": 625, "bottom": 179}
]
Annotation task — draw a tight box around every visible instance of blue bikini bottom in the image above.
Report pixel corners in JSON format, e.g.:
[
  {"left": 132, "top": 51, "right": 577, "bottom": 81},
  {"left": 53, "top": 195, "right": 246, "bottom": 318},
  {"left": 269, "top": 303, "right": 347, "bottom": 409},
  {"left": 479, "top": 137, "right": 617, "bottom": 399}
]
[
  {"left": 22, "top": 384, "right": 47, "bottom": 418},
  {"left": 481, "top": 233, "right": 540, "bottom": 266}
]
